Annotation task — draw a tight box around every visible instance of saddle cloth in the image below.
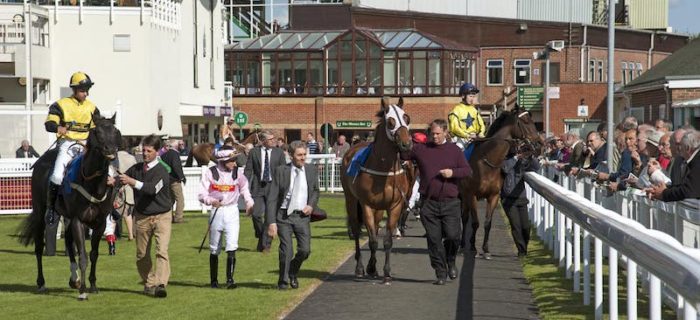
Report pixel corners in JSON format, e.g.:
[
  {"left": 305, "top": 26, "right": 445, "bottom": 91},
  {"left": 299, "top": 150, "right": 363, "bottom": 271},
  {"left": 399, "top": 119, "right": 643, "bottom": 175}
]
[
  {"left": 346, "top": 144, "right": 373, "bottom": 177},
  {"left": 61, "top": 154, "right": 84, "bottom": 195}
]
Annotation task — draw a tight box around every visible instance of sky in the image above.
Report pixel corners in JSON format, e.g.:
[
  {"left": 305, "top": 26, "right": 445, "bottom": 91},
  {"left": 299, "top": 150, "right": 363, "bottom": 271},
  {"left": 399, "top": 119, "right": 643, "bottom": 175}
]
[{"left": 669, "top": 0, "right": 700, "bottom": 35}]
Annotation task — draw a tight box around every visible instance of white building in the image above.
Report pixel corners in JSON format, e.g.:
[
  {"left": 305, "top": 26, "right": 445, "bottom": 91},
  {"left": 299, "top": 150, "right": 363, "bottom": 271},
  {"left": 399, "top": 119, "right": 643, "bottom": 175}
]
[{"left": 0, "top": 1, "right": 226, "bottom": 158}]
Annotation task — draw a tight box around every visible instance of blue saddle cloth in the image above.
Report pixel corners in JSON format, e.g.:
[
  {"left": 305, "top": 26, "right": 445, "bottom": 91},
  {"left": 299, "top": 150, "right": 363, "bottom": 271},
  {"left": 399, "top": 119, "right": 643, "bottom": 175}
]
[
  {"left": 463, "top": 143, "right": 476, "bottom": 162},
  {"left": 346, "top": 144, "right": 372, "bottom": 177},
  {"left": 61, "top": 155, "right": 83, "bottom": 195}
]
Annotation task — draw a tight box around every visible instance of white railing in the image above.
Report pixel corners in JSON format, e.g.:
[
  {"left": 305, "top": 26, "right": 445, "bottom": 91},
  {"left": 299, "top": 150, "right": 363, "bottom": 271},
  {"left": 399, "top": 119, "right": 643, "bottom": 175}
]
[
  {"left": 525, "top": 172, "right": 700, "bottom": 320},
  {"left": 0, "top": 154, "right": 343, "bottom": 214}
]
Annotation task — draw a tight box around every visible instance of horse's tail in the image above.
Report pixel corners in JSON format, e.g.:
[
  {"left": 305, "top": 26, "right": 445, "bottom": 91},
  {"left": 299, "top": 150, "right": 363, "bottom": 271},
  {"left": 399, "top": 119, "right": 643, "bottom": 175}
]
[
  {"left": 17, "top": 207, "right": 44, "bottom": 246},
  {"left": 185, "top": 149, "right": 194, "bottom": 167}
]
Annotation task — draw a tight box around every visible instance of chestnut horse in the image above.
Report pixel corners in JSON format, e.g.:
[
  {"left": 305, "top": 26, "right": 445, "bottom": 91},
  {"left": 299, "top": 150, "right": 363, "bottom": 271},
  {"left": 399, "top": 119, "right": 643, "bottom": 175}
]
[
  {"left": 460, "top": 106, "right": 543, "bottom": 259},
  {"left": 184, "top": 130, "right": 260, "bottom": 167},
  {"left": 341, "top": 97, "right": 413, "bottom": 284}
]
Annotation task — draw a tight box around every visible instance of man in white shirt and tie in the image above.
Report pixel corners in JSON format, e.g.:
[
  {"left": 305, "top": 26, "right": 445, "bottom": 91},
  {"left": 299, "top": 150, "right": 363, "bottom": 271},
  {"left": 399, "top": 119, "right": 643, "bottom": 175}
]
[
  {"left": 266, "top": 140, "right": 320, "bottom": 290},
  {"left": 244, "top": 130, "right": 286, "bottom": 252}
]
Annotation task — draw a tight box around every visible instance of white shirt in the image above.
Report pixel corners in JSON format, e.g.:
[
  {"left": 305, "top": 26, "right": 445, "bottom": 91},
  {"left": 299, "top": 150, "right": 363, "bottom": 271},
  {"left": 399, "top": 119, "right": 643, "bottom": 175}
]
[
  {"left": 134, "top": 158, "right": 159, "bottom": 190},
  {"left": 281, "top": 165, "right": 307, "bottom": 212},
  {"left": 259, "top": 147, "right": 272, "bottom": 181}
]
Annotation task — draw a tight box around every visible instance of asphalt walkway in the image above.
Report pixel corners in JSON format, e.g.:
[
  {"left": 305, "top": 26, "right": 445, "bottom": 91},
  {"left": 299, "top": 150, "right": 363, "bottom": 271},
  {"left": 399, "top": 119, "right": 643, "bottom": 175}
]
[{"left": 285, "top": 207, "right": 539, "bottom": 320}]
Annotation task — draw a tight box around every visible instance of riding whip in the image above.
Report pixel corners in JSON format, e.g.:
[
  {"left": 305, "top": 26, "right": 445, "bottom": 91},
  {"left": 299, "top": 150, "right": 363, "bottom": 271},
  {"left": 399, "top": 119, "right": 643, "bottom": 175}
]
[{"left": 198, "top": 207, "right": 220, "bottom": 254}]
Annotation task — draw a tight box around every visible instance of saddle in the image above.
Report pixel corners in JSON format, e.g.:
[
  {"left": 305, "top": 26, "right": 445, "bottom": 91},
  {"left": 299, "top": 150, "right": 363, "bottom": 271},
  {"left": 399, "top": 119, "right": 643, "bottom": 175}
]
[
  {"left": 346, "top": 144, "right": 373, "bottom": 178},
  {"left": 60, "top": 155, "right": 84, "bottom": 196}
]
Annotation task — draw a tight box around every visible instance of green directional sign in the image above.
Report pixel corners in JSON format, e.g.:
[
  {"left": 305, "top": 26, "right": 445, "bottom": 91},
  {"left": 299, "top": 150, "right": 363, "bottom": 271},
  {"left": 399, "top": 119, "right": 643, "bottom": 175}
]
[
  {"left": 234, "top": 111, "right": 248, "bottom": 127},
  {"left": 336, "top": 120, "right": 372, "bottom": 128},
  {"left": 517, "top": 86, "right": 544, "bottom": 110}
]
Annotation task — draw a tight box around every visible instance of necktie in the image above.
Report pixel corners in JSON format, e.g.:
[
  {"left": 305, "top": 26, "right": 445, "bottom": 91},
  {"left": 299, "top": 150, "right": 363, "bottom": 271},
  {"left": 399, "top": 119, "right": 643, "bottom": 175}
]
[
  {"left": 143, "top": 163, "right": 149, "bottom": 172},
  {"left": 263, "top": 148, "right": 271, "bottom": 182},
  {"left": 289, "top": 168, "right": 304, "bottom": 212}
]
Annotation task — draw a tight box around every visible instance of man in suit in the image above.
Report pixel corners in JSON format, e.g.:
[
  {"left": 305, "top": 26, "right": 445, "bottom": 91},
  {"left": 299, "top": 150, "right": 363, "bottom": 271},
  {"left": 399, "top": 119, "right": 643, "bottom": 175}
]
[
  {"left": 646, "top": 130, "right": 700, "bottom": 201},
  {"left": 266, "top": 140, "right": 319, "bottom": 290},
  {"left": 667, "top": 128, "right": 688, "bottom": 186},
  {"left": 244, "top": 130, "right": 286, "bottom": 252},
  {"left": 16, "top": 140, "right": 40, "bottom": 158},
  {"left": 557, "top": 130, "right": 584, "bottom": 175}
]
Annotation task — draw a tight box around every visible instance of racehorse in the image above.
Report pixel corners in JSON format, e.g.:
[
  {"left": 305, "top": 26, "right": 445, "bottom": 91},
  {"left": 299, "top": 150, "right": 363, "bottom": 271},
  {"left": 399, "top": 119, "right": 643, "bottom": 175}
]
[
  {"left": 184, "top": 129, "right": 260, "bottom": 167},
  {"left": 341, "top": 97, "right": 413, "bottom": 284},
  {"left": 460, "top": 105, "right": 542, "bottom": 259},
  {"left": 18, "top": 115, "right": 122, "bottom": 300}
]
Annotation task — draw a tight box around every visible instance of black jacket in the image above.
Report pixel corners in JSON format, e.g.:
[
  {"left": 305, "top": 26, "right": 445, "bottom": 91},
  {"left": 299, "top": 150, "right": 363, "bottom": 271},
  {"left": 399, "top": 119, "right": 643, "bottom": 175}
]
[
  {"left": 160, "top": 149, "right": 186, "bottom": 184},
  {"left": 501, "top": 155, "right": 540, "bottom": 200},
  {"left": 16, "top": 146, "right": 40, "bottom": 158},
  {"left": 662, "top": 151, "right": 700, "bottom": 202},
  {"left": 244, "top": 146, "right": 286, "bottom": 196}
]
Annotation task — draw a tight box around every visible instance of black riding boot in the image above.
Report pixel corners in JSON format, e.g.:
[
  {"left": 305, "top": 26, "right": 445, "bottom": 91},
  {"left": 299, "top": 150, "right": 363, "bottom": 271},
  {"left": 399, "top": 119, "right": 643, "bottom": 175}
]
[
  {"left": 226, "top": 251, "right": 237, "bottom": 289},
  {"left": 45, "top": 182, "right": 60, "bottom": 227},
  {"left": 209, "top": 254, "right": 219, "bottom": 288}
]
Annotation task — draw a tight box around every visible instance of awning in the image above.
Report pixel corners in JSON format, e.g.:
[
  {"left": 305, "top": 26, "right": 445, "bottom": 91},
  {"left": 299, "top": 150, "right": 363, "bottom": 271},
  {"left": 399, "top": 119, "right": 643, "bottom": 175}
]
[{"left": 672, "top": 98, "right": 700, "bottom": 108}]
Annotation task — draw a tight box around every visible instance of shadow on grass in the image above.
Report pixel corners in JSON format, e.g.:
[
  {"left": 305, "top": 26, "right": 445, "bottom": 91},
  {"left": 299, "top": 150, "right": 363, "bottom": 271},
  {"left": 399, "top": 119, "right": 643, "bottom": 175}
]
[
  {"left": 0, "top": 248, "right": 36, "bottom": 255},
  {"left": 0, "top": 283, "right": 143, "bottom": 296}
]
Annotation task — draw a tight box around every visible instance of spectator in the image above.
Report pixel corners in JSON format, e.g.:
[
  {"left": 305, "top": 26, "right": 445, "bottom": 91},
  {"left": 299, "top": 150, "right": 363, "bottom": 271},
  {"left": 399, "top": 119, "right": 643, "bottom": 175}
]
[
  {"left": 646, "top": 130, "right": 700, "bottom": 201},
  {"left": 114, "top": 144, "right": 137, "bottom": 241},
  {"left": 160, "top": 140, "right": 187, "bottom": 224},
  {"left": 501, "top": 143, "right": 540, "bottom": 257},
  {"left": 668, "top": 129, "right": 688, "bottom": 186},
  {"left": 176, "top": 140, "right": 189, "bottom": 156},
  {"left": 571, "top": 131, "right": 607, "bottom": 176},
  {"left": 557, "top": 129, "right": 584, "bottom": 175},
  {"left": 276, "top": 137, "right": 286, "bottom": 149},
  {"left": 655, "top": 119, "right": 670, "bottom": 133},
  {"left": 306, "top": 132, "right": 319, "bottom": 154},
  {"left": 351, "top": 135, "right": 362, "bottom": 145},
  {"left": 118, "top": 134, "right": 173, "bottom": 298},
  {"left": 333, "top": 135, "right": 350, "bottom": 159},
  {"left": 656, "top": 133, "right": 672, "bottom": 171},
  {"left": 16, "top": 140, "right": 40, "bottom": 158},
  {"left": 597, "top": 129, "right": 636, "bottom": 192}
]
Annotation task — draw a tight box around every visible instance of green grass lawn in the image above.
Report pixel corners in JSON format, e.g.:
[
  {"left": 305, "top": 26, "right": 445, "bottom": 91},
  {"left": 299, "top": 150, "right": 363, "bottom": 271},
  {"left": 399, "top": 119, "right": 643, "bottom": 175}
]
[{"left": 0, "top": 195, "right": 352, "bottom": 320}]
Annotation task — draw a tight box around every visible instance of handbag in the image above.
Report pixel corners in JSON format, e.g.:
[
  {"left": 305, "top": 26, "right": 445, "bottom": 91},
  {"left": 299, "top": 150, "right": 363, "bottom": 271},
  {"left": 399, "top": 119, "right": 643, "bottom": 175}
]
[{"left": 310, "top": 207, "right": 327, "bottom": 222}]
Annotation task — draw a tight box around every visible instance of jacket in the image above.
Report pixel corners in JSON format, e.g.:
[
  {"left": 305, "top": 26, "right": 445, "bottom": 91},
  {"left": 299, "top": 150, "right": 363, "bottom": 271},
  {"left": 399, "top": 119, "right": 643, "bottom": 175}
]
[
  {"left": 45, "top": 97, "right": 100, "bottom": 141},
  {"left": 447, "top": 102, "right": 485, "bottom": 139}
]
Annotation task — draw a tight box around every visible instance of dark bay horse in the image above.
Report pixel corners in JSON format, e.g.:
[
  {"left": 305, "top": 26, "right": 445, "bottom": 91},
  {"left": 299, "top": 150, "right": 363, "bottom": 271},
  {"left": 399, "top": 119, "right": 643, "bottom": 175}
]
[
  {"left": 460, "top": 106, "right": 542, "bottom": 259},
  {"left": 184, "top": 130, "right": 259, "bottom": 167},
  {"left": 341, "top": 97, "right": 413, "bottom": 284},
  {"left": 19, "top": 115, "right": 122, "bottom": 300}
]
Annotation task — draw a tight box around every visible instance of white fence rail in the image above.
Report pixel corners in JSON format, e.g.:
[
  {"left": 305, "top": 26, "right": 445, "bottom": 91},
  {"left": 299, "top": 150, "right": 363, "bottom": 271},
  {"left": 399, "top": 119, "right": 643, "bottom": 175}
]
[
  {"left": 525, "top": 172, "right": 700, "bottom": 319},
  {"left": 0, "top": 154, "right": 344, "bottom": 215}
]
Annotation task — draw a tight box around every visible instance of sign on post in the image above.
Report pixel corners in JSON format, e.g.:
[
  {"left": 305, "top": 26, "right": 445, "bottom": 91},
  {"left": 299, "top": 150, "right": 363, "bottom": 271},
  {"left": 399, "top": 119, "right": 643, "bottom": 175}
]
[
  {"left": 234, "top": 112, "right": 248, "bottom": 127},
  {"left": 336, "top": 120, "right": 372, "bottom": 128},
  {"left": 517, "top": 87, "right": 544, "bottom": 110}
]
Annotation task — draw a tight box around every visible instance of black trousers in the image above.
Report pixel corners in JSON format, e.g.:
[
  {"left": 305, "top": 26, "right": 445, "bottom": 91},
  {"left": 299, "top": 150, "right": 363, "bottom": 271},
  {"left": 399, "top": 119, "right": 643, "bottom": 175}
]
[
  {"left": 502, "top": 197, "right": 530, "bottom": 255},
  {"left": 419, "top": 198, "right": 461, "bottom": 278},
  {"left": 252, "top": 183, "right": 272, "bottom": 251}
]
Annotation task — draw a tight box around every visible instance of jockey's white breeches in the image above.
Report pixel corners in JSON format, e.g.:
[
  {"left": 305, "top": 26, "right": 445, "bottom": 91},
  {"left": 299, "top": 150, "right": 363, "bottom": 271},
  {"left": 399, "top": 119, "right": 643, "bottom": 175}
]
[
  {"left": 50, "top": 140, "right": 85, "bottom": 185},
  {"left": 209, "top": 205, "right": 240, "bottom": 255},
  {"left": 408, "top": 177, "right": 421, "bottom": 209}
]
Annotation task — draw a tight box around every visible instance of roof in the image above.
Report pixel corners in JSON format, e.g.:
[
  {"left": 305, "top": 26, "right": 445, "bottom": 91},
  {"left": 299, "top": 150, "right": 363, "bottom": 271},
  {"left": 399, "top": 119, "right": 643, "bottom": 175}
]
[
  {"left": 226, "top": 28, "right": 477, "bottom": 52},
  {"left": 625, "top": 37, "right": 700, "bottom": 89}
]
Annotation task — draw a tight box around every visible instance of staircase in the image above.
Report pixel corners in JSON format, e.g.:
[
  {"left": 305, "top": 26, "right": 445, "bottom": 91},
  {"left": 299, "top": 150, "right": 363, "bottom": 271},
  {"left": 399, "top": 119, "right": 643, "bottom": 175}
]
[{"left": 225, "top": 0, "right": 273, "bottom": 40}]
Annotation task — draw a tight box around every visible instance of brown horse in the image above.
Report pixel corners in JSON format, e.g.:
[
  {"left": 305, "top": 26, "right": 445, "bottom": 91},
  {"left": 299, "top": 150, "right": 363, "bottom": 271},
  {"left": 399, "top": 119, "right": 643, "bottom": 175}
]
[
  {"left": 341, "top": 97, "right": 413, "bottom": 284},
  {"left": 184, "top": 130, "right": 261, "bottom": 167},
  {"left": 460, "top": 105, "right": 543, "bottom": 259}
]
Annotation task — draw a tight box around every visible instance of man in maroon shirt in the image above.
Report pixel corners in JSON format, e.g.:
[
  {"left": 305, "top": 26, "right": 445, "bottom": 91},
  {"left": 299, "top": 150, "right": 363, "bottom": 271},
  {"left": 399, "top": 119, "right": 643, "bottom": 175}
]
[{"left": 401, "top": 119, "right": 472, "bottom": 285}]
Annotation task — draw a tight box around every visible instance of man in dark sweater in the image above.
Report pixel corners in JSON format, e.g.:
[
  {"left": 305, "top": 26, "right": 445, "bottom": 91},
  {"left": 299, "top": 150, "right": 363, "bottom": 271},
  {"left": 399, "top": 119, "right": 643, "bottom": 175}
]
[
  {"left": 160, "top": 140, "right": 187, "bottom": 223},
  {"left": 119, "top": 134, "right": 173, "bottom": 298},
  {"left": 401, "top": 119, "right": 472, "bottom": 285}
]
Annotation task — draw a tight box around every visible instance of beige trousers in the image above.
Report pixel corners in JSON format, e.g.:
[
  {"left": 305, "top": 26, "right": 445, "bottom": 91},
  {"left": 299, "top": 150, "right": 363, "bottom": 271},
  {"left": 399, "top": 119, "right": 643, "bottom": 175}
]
[{"left": 135, "top": 211, "right": 172, "bottom": 287}]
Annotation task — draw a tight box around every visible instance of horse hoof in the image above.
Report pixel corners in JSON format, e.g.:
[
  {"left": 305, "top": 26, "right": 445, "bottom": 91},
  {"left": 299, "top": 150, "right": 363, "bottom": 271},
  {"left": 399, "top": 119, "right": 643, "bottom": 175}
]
[
  {"left": 69, "top": 279, "right": 81, "bottom": 289},
  {"left": 36, "top": 286, "right": 48, "bottom": 294},
  {"left": 77, "top": 293, "right": 88, "bottom": 301},
  {"left": 483, "top": 253, "right": 492, "bottom": 260},
  {"left": 382, "top": 277, "right": 392, "bottom": 285}
]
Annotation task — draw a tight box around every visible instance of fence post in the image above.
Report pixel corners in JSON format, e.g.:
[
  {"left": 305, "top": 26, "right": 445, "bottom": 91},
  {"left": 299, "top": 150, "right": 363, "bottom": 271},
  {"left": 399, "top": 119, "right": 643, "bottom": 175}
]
[
  {"left": 609, "top": 248, "right": 618, "bottom": 320},
  {"left": 566, "top": 217, "right": 573, "bottom": 278},
  {"left": 583, "top": 230, "right": 591, "bottom": 305},
  {"left": 574, "top": 223, "right": 581, "bottom": 292},
  {"left": 627, "top": 259, "right": 637, "bottom": 320},
  {"left": 649, "top": 275, "right": 661, "bottom": 320},
  {"left": 595, "top": 237, "right": 603, "bottom": 320}
]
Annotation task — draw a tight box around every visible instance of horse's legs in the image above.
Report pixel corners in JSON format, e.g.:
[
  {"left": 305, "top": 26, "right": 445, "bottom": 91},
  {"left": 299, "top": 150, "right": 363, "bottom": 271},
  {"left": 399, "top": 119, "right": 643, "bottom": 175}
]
[
  {"left": 382, "top": 205, "right": 402, "bottom": 284},
  {"left": 70, "top": 220, "right": 89, "bottom": 300},
  {"left": 88, "top": 224, "right": 105, "bottom": 293},
  {"left": 481, "top": 195, "right": 500, "bottom": 260},
  {"left": 346, "top": 198, "right": 365, "bottom": 277},
  {"left": 64, "top": 219, "right": 80, "bottom": 289},
  {"left": 364, "top": 207, "right": 379, "bottom": 278},
  {"left": 35, "top": 224, "right": 47, "bottom": 293},
  {"left": 461, "top": 195, "right": 479, "bottom": 254}
]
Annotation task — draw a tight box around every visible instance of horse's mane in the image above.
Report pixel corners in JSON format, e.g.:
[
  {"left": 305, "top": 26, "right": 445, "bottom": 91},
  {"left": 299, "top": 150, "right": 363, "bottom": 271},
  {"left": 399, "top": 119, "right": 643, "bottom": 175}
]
[{"left": 486, "top": 111, "right": 517, "bottom": 138}]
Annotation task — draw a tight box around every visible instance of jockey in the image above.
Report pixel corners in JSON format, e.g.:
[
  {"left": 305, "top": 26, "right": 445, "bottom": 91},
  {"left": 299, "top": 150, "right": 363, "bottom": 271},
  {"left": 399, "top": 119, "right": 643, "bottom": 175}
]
[
  {"left": 448, "top": 83, "right": 486, "bottom": 150},
  {"left": 44, "top": 71, "right": 101, "bottom": 225},
  {"left": 198, "top": 146, "right": 254, "bottom": 289}
]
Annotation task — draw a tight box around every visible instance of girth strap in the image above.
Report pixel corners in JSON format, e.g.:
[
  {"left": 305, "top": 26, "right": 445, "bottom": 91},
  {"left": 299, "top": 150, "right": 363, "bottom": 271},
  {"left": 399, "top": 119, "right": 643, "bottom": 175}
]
[
  {"left": 69, "top": 182, "right": 109, "bottom": 204},
  {"left": 359, "top": 166, "right": 405, "bottom": 176}
]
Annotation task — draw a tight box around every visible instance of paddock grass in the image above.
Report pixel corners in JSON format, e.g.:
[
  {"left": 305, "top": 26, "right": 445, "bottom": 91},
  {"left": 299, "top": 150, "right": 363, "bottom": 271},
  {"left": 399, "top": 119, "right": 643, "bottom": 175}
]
[{"left": 0, "top": 195, "right": 352, "bottom": 320}]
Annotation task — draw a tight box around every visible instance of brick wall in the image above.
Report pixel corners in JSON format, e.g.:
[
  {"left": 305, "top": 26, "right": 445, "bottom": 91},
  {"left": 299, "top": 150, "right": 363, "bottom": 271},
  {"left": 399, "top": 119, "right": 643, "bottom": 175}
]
[
  {"left": 548, "top": 83, "right": 608, "bottom": 135},
  {"left": 671, "top": 88, "right": 700, "bottom": 102}
]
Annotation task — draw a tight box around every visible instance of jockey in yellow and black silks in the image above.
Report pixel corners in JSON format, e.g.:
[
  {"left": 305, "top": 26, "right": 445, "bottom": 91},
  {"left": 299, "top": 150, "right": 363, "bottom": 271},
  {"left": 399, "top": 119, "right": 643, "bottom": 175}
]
[
  {"left": 448, "top": 83, "right": 485, "bottom": 150},
  {"left": 44, "top": 71, "right": 101, "bottom": 225}
]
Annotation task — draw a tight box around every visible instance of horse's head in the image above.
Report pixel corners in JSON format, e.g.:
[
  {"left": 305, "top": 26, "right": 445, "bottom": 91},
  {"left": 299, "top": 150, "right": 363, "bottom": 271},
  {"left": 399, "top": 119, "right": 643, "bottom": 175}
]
[
  {"left": 88, "top": 113, "right": 122, "bottom": 160},
  {"left": 377, "top": 97, "right": 412, "bottom": 152},
  {"left": 510, "top": 104, "right": 543, "bottom": 156}
]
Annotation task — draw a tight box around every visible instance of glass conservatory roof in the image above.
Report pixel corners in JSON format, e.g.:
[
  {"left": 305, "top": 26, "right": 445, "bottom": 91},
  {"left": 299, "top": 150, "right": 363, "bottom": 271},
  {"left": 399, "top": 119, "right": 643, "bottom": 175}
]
[{"left": 226, "top": 28, "right": 476, "bottom": 52}]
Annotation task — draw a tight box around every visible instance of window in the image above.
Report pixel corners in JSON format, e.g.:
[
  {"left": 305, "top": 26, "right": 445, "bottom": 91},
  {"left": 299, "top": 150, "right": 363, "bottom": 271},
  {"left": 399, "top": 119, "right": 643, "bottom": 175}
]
[
  {"left": 487, "top": 59, "right": 503, "bottom": 85},
  {"left": 588, "top": 60, "right": 595, "bottom": 82},
  {"left": 514, "top": 59, "right": 531, "bottom": 85},
  {"left": 636, "top": 63, "right": 643, "bottom": 78},
  {"left": 597, "top": 60, "right": 604, "bottom": 82},
  {"left": 621, "top": 62, "right": 628, "bottom": 85},
  {"left": 629, "top": 63, "right": 636, "bottom": 81},
  {"left": 113, "top": 34, "right": 130, "bottom": 52}
]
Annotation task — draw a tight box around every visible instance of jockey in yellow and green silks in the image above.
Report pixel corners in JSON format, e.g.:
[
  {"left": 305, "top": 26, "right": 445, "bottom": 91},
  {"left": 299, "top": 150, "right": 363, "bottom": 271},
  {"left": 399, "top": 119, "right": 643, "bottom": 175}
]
[{"left": 448, "top": 83, "right": 485, "bottom": 150}]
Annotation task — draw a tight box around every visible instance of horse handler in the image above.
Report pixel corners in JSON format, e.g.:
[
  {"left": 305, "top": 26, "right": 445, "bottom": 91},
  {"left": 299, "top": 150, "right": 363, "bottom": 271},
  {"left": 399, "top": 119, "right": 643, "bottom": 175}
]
[
  {"left": 198, "top": 146, "right": 254, "bottom": 289},
  {"left": 401, "top": 119, "right": 472, "bottom": 285},
  {"left": 119, "top": 135, "right": 172, "bottom": 298}
]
